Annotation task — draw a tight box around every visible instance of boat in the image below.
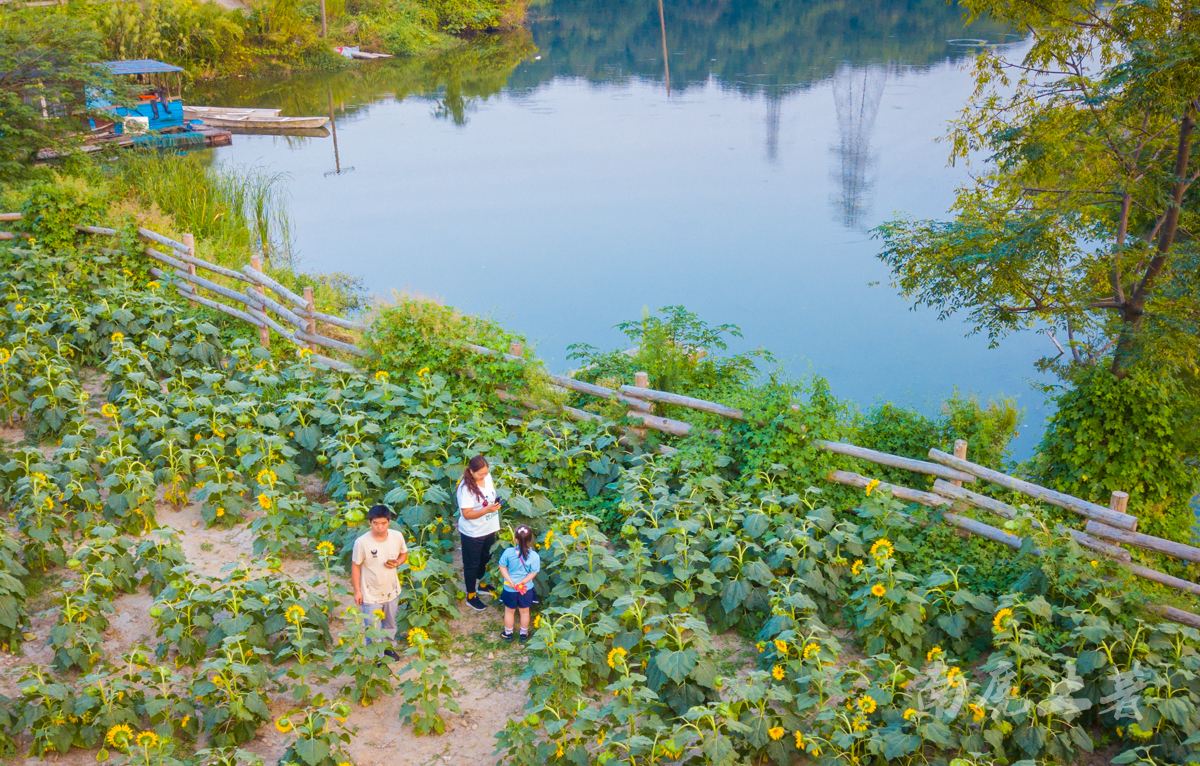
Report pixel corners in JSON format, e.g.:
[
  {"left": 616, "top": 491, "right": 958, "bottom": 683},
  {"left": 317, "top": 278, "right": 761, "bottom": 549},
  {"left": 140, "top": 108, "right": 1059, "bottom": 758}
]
[
  {"left": 183, "top": 105, "right": 283, "bottom": 120},
  {"left": 196, "top": 114, "right": 331, "bottom": 130},
  {"left": 226, "top": 125, "right": 331, "bottom": 138}
]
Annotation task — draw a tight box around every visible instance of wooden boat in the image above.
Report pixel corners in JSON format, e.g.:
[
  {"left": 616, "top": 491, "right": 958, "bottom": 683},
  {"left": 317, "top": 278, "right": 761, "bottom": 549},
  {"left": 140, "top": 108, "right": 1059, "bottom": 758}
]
[
  {"left": 226, "top": 125, "right": 331, "bottom": 138},
  {"left": 196, "top": 114, "right": 330, "bottom": 130},
  {"left": 184, "top": 105, "right": 282, "bottom": 120}
]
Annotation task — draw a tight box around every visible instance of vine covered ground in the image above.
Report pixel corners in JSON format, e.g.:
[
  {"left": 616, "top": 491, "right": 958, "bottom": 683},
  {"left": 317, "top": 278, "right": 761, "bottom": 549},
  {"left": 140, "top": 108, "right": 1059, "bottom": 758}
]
[{"left": 0, "top": 210, "right": 1198, "bottom": 766}]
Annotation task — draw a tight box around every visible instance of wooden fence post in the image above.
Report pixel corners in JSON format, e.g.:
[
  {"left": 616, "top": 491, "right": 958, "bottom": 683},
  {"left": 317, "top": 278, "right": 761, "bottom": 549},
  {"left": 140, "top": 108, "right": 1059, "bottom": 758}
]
[
  {"left": 303, "top": 286, "right": 318, "bottom": 352},
  {"left": 634, "top": 371, "right": 651, "bottom": 411},
  {"left": 950, "top": 439, "right": 968, "bottom": 487},
  {"left": 182, "top": 233, "right": 197, "bottom": 309},
  {"left": 508, "top": 341, "right": 524, "bottom": 358},
  {"left": 250, "top": 256, "right": 270, "bottom": 348},
  {"left": 1110, "top": 491, "right": 1130, "bottom": 515}
]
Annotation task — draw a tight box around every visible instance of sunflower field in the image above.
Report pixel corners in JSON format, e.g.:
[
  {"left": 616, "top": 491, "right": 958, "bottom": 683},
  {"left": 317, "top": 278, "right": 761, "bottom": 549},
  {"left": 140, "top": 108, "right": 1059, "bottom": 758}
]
[{"left": 0, "top": 207, "right": 1197, "bottom": 766}]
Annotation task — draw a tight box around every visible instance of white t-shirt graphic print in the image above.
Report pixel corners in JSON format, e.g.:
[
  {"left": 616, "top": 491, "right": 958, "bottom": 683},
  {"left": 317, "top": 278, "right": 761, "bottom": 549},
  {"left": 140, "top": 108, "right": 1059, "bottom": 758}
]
[{"left": 456, "top": 474, "right": 500, "bottom": 537}]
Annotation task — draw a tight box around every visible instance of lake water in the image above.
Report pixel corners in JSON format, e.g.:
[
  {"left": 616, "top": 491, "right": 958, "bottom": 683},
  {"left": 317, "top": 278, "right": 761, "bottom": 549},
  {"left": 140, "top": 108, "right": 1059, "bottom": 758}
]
[{"left": 195, "top": 0, "right": 1052, "bottom": 458}]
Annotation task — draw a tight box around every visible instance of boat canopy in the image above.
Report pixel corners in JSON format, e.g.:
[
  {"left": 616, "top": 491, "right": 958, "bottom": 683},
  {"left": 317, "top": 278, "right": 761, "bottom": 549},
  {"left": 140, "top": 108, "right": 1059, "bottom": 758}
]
[{"left": 96, "top": 60, "right": 185, "bottom": 75}]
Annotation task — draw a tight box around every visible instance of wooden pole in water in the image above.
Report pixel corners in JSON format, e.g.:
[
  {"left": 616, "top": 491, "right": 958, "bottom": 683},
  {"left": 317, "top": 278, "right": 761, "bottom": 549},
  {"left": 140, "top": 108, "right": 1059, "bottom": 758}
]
[
  {"left": 950, "top": 439, "right": 968, "bottom": 487},
  {"left": 250, "top": 256, "right": 270, "bottom": 348},
  {"left": 320, "top": 0, "right": 327, "bottom": 37},
  {"left": 182, "top": 233, "right": 197, "bottom": 309},
  {"left": 658, "top": 0, "right": 671, "bottom": 95},
  {"left": 303, "top": 286, "right": 319, "bottom": 352}
]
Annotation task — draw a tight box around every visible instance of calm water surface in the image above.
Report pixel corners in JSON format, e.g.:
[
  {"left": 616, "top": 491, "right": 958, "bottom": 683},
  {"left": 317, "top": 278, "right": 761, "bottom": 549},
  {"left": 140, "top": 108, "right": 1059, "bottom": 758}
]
[{"left": 197, "top": 0, "right": 1051, "bottom": 457}]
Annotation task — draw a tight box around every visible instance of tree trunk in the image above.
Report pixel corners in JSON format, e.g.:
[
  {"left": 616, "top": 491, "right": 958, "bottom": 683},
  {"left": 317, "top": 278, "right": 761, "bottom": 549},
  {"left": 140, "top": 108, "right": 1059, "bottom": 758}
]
[{"left": 1111, "top": 110, "right": 1195, "bottom": 375}]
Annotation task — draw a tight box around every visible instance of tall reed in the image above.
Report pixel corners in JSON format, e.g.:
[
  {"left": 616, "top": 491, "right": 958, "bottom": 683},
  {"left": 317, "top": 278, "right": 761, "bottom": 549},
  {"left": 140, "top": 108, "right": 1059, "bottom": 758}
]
[{"left": 110, "top": 150, "right": 292, "bottom": 264}]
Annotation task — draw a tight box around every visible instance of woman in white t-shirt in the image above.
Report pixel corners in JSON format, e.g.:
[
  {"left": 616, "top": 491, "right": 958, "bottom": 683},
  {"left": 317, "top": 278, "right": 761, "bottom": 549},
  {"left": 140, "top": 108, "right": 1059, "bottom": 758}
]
[{"left": 457, "top": 455, "right": 501, "bottom": 611}]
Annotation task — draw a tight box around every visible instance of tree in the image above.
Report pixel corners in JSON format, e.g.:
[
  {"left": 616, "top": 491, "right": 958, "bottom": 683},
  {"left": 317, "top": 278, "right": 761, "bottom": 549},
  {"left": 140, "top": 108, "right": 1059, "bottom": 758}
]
[
  {"left": 0, "top": 10, "right": 123, "bottom": 179},
  {"left": 875, "top": 0, "right": 1200, "bottom": 379}
]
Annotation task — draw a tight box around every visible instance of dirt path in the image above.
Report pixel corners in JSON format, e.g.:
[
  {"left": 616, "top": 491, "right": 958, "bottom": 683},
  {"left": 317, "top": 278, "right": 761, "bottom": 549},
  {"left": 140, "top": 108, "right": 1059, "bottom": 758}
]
[{"left": 2, "top": 479, "right": 529, "bottom": 766}]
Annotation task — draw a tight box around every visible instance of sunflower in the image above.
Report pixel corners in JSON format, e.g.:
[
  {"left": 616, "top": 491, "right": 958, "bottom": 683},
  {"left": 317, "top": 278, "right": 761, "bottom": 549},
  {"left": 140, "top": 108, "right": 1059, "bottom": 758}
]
[
  {"left": 902, "top": 708, "right": 917, "bottom": 721},
  {"left": 101, "top": 403, "right": 118, "bottom": 418},
  {"left": 946, "top": 666, "right": 964, "bottom": 688},
  {"left": 756, "top": 642, "right": 765, "bottom": 653},
  {"left": 969, "top": 703, "right": 985, "bottom": 722},
  {"left": 275, "top": 716, "right": 294, "bottom": 733},
  {"left": 373, "top": 609, "right": 385, "bottom": 620},
  {"left": 794, "top": 731, "right": 804, "bottom": 749},
  {"left": 374, "top": 371, "right": 389, "bottom": 383},
  {"left": 926, "top": 646, "right": 943, "bottom": 662},
  {"left": 771, "top": 665, "right": 785, "bottom": 681},
  {"left": 569, "top": 520, "right": 584, "bottom": 537},
  {"left": 257, "top": 469, "right": 277, "bottom": 486},
  {"left": 871, "top": 583, "right": 886, "bottom": 598},
  {"left": 803, "top": 643, "right": 820, "bottom": 660},
  {"left": 851, "top": 715, "right": 868, "bottom": 732},
  {"left": 596, "top": 730, "right": 606, "bottom": 746},
  {"left": 316, "top": 541, "right": 335, "bottom": 557},
  {"left": 851, "top": 559, "right": 863, "bottom": 575},
  {"left": 136, "top": 731, "right": 159, "bottom": 748},
  {"left": 417, "top": 367, "right": 430, "bottom": 376},
  {"left": 298, "top": 348, "right": 312, "bottom": 359},
  {"left": 863, "top": 478, "right": 880, "bottom": 496},
  {"left": 533, "top": 614, "right": 540, "bottom": 628},
  {"left": 857, "top": 695, "right": 877, "bottom": 714},
  {"left": 408, "top": 627, "right": 430, "bottom": 646},
  {"left": 106, "top": 724, "right": 134, "bottom": 748},
  {"left": 992, "top": 608, "right": 1014, "bottom": 633},
  {"left": 607, "top": 646, "right": 627, "bottom": 669},
  {"left": 543, "top": 530, "right": 554, "bottom": 548},
  {"left": 257, "top": 493, "right": 273, "bottom": 510},
  {"left": 110, "top": 332, "right": 125, "bottom": 344},
  {"left": 768, "top": 726, "right": 785, "bottom": 741},
  {"left": 410, "top": 558, "right": 426, "bottom": 572},
  {"left": 286, "top": 605, "right": 306, "bottom": 624},
  {"left": 0, "top": 348, "right": 9, "bottom": 364},
  {"left": 869, "top": 539, "right": 893, "bottom": 560},
  {"left": 555, "top": 744, "right": 564, "bottom": 758}
]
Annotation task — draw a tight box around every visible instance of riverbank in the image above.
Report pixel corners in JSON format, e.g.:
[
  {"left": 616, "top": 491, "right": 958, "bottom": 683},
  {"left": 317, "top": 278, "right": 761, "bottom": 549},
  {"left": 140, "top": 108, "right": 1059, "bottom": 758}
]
[{"left": 16, "top": 0, "right": 530, "bottom": 81}]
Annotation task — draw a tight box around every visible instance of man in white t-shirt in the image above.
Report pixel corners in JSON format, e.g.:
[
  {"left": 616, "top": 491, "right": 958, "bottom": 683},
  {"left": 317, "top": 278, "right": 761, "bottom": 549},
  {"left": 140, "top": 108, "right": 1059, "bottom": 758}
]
[
  {"left": 457, "top": 456, "right": 501, "bottom": 611},
  {"left": 352, "top": 505, "right": 408, "bottom": 659}
]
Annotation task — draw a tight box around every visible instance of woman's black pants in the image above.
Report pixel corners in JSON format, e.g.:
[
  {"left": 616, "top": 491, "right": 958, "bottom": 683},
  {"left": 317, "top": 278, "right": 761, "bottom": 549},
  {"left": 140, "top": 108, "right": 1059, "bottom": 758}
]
[{"left": 461, "top": 532, "right": 496, "bottom": 596}]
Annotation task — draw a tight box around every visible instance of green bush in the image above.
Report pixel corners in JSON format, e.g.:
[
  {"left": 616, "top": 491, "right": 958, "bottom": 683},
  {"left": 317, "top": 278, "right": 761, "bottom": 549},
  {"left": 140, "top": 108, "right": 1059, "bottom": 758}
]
[
  {"left": 1034, "top": 365, "right": 1200, "bottom": 545},
  {"left": 856, "top": 391, "right": 1021, "bottom": 488}
]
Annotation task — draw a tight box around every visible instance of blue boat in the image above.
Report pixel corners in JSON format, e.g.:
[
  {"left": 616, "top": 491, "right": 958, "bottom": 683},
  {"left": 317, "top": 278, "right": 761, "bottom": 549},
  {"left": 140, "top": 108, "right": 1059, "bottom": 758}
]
[{"left": 90, "top": 59, "right": 188, "bottom": 133}]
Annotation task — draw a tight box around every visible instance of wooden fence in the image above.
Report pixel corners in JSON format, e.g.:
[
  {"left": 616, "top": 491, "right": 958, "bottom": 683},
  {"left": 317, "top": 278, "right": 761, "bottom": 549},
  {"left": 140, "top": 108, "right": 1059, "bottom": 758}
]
[{"left": 6, "top": 212, "right": 1199, "bottom": 627}]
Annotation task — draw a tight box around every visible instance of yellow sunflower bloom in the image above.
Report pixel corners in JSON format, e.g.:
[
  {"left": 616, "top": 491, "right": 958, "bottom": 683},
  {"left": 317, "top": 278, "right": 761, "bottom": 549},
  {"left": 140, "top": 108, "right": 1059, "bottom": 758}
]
[
  {"left": 106, "top": 724, "right": 134, "bottom": 748},
  {"left": 771, "top": 665, "right": 785, "bottom": 681},
  {"left": 408, "top": 627, "right": 430, "bottom": 646},
  {"left": 275, "top": 716, "right": 294, "bottom": 733},
  {"left": 101, "top": 403, "right": 118, "bottom": 418},
  {"left": 768, "top": 726, "right": 785, "bottom": 741},
  {"left": 926, "top": 646, "right": 943, "bottom": 662},
  {"left": 286, "top": 605, "right": 306, "bottom": 624},
  {"left": 864, "top": 478, "right": 880, "bottom": 496},
  {"left": 417, "top": 367, "right": 430, "bottom": 376},
  {"left": 0, "top": 348, "right": 9, "bottom": 364},
  {"left": 851, "top": 559, "right": 863, "bottom": 575},
  {"left": 569, "top": 520, "right": 584, "bottom": 537},
  {"left": 903, "top": 708, "right": 917, "bottom": 721},
  {"left": 317, "top": 541, "right": 335, "bottom": 557},
  {"left": 606, "top": 646, "right": 627, "bottom": 669},
  {"left": 257, "top": 493, "right": 273, "bottom": 510},
  {"left": 110, "top": 332, "right": 125, "bottom": 344},
  {"left": 773, "top": 639, "right": 788, "bottom": 654},
  {"left": 992, "top": 608, "right": 1014, "bottom": 633},
  {"left": 803, "top": 643, "right": 820, "bottom": 660},
  {"left": 375, "top": 371, "right": 389, "bottom": 383},
  {"left": 871, "top": 583, "right": 886, "bottom": 598},
  {"left": 136, "top": 731, "right": 159, "bottom": 748},
  {"left": 969, "top": 703, "right": 985, "bottom": 722},
  {"left": 857, "top": 695, "right": 877, "bottom": 714},
  {"left": 869, "top": 539, "right": 893, "bottom": 560}
]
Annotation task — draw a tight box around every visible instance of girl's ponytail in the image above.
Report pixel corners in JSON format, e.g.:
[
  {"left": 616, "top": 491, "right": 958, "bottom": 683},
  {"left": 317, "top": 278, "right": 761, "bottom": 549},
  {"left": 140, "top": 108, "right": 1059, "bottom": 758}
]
[{"left": 514, "top": 525, "right": 533, "bottom": 561}]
